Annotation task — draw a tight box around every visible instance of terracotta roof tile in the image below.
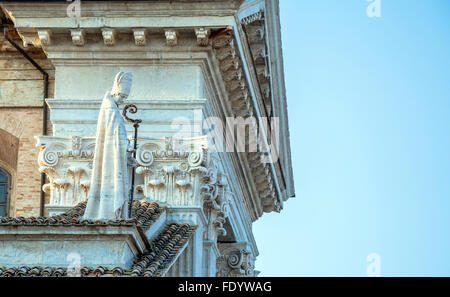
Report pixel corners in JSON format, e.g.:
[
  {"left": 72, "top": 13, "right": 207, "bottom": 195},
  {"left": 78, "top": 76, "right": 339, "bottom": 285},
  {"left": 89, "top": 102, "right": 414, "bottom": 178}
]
[
  {"left": 0, "top": 200, "right": 165, "bottom": 231},
  {"left": 130, "top": 223, "right": 196, "bottom": 277}
]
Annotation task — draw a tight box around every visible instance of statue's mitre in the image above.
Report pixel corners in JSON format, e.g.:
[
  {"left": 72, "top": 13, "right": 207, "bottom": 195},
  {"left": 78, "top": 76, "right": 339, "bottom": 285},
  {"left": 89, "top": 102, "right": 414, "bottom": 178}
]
[{"left": 111, "top": 71, "right": 133, "bottom": 96}]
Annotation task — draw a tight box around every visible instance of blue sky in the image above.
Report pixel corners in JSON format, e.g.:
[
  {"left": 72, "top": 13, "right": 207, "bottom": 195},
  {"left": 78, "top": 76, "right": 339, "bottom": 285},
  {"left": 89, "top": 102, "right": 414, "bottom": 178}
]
[{"left": 253, "top": 0, "right": 450, "bottom": 276}]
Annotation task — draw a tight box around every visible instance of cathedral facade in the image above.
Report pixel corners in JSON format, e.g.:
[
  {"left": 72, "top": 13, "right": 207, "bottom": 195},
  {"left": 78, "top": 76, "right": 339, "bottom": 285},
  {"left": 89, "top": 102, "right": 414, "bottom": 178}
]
[{"left": 0, "top": 0, "right": 294, "bottom": 277}]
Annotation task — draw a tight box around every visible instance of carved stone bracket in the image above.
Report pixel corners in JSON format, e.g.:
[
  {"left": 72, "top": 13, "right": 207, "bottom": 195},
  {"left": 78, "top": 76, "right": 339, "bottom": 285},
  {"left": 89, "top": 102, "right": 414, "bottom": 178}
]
[
  {"left": 70, "top": 29, "right": 86, "bottom": 46},
  {"left": 133, "top": 29, "right": 147, "bottom": 46},
  {"left": 216, "top": 242, "right": 256, "bottom": 277},
  {"left": 202, "top": 156, "right": 232, "bottom": 243},
  {"left": 212, "top": 32, "right": 281, "bottom": 215},
  {"left": 164, "top": 29, "right": 178, "bottom": 47},
  {"left": 242, "top": 10, "right": 272, "bottom": 117},
  {"left": 241, "top": 10, "right": 264, "bottom": 26},
  {"left": 37, "top": 30, "right": 51, "bottom": 46},
  {"left": 195, "top": 28, "right": 210, "bottom": 46},
  {"left": 101, "top": 28, "right": 116, "bottom": 46}
]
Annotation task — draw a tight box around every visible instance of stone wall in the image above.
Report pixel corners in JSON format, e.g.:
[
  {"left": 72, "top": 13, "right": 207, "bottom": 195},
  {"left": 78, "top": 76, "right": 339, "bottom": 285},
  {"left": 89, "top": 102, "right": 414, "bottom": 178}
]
[{"left": 0, "top": 30, "right": 54, "bottom": 217}]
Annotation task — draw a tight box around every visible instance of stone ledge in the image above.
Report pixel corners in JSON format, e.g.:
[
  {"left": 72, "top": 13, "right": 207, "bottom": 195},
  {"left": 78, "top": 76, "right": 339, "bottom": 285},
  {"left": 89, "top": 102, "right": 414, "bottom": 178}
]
[{"left": 0, "top": 225, "right": 148, "bottom": 269}]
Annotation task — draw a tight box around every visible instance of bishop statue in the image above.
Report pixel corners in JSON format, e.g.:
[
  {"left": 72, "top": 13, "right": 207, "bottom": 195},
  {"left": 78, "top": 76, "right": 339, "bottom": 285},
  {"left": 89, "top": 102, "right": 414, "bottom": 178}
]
[{"left": 83, "top": 72, "right": 133, "bottom": 221}]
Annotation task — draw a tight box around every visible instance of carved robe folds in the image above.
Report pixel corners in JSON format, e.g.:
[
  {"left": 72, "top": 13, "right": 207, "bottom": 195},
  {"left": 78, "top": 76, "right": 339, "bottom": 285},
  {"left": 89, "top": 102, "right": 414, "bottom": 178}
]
[{"left": 83, "top": 92, "right": 130, "bottom": 220}]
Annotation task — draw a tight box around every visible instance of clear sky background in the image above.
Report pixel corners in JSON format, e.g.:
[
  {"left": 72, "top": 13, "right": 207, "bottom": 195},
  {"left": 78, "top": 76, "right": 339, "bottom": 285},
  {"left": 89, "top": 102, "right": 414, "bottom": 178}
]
[{"left": 253, "top": 0, "right": 450, "bottom": 276}]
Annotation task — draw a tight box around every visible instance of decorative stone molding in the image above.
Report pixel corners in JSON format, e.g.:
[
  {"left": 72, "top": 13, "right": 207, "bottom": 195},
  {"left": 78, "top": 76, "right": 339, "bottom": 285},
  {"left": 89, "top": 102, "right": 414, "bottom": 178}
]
[
  {"left": 164, "top": 30, "right": 178, "bottom": 47},
  {"left": 45, "top": 99, "right": 207, "bottom": 138},
  {"left": 37, "top": 30, "right": 51, "bottom": 46},
  {"left": 135, "top": 136, "right": 233, "bottom": 249},
  {"left": 101, "top": 28, "right": 116, "bottom": 46},
  {"left": 255, "top": 64, "right": 269, "bottom": 80},
  {"left": 135, "top": 136, "right": 206, "bottom": 206},
  {"left": 201, "top": 156, "right": 232, "bottom": 243},
  {"left": 242, "top": 10, "right": 273, "bottom": 118},
  {"left": 35, "top": 136, "right": 95, "bottom": 215},
  {"left": 135, "top": 136, "right": 231, "bottom": 222},
  {"left": 241, "top": 10, "right": 264, "bottom": 25},
  {"left": 248, "top": 152, "right": 280, "bottom": 213},
  {"left": 134, "top": 137, "right": 234, "bottom": 276},
  {"left": 133, "top": 29, "right": 147, "bottom": 46},
  {"left": 212, "top": 32, "right": 281, "bottom": 214},
  {"left": 251, "top": 43, "right": 267, "bottom": 60},
  {"left": 246, "top": 25, "right": 265, "bottom": 42},
  {"left": 194, "top": 28, "right": 210, "bottom": 46},
  {"left": 216, "top": 242, "right": 256, "bottom": 277},
  {"left": 212, "top": 35, "right": 249, "bottom": 116},
  {"left": 70, "top": 29, "right": 86, "bottom": 46}
]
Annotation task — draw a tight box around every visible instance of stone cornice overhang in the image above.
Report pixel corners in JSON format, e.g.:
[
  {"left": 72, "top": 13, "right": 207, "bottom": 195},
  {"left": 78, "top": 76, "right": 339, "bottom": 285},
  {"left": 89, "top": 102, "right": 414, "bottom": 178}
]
[
  {"left": 238, "top": 6, "right": 295, "bottom": 202},
  {"left": 1, "top": 1, "right": 242, "bottom": 25},
  {"left": 265, "top": 1, "right": 294, "bottom": 199},
  {"left": 210, "top": 30, "right": 283, "bottom": 216}
]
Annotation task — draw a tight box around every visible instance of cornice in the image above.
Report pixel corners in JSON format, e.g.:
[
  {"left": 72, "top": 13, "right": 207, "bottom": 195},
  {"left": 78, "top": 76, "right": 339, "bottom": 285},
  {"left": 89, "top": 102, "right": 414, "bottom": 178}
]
[
  {"left": 263, "top": 0, "right": 295, "bottom": 199},
  {"left": 1, "top": 1, "right": 243, "bottom": 18},
  {"left": 211, "top": 30, "right": 282, "bottom": 214}
]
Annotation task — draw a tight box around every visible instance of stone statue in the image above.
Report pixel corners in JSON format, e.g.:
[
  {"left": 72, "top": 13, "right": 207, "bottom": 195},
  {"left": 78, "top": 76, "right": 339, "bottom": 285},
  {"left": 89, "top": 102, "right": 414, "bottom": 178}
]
[{"left": 83, "top": 72, "right": 133, "bottom": 221}]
